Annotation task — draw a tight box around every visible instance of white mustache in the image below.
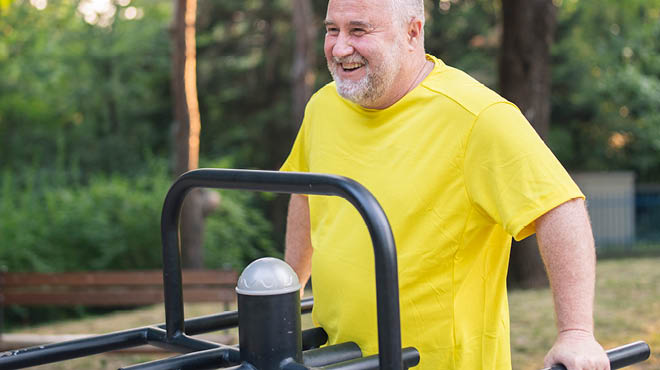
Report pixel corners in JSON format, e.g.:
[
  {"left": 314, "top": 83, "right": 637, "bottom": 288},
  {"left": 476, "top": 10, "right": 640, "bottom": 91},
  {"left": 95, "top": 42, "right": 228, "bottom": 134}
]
[{"left": 332, "top": 54, "right": 367, "bottom": 65}]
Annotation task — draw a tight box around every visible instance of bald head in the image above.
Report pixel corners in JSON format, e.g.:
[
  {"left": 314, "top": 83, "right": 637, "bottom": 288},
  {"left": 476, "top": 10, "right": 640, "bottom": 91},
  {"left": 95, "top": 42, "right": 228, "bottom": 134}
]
[{"left": 391, "top": 0, "right": 425, "bottom": 25}]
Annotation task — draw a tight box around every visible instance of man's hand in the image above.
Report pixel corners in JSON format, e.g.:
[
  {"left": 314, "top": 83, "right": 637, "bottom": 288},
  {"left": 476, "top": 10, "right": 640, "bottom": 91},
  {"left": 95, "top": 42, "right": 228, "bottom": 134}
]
[{"left": 544, "top": 329, "right": 609, "bottom": 370}]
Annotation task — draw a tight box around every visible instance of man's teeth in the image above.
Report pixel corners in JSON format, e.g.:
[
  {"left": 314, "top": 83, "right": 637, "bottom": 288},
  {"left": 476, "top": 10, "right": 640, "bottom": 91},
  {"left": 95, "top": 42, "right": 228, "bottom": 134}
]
[{"left": 342, "top": 63, "right": 363, "bottom": 70}]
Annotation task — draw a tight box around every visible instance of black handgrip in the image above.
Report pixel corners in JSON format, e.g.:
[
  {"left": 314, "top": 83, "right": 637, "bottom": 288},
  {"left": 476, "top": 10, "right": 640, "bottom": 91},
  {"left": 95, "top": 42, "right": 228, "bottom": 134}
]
[{"left": 542, "top": 341, "right": 650, "bottom": 370}]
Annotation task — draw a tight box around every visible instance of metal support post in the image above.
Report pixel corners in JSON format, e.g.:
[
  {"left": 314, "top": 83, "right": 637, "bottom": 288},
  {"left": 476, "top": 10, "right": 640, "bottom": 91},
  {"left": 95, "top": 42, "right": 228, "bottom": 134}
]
[{"left": 236, "top": 258, "right": 303, "bottom": 370}]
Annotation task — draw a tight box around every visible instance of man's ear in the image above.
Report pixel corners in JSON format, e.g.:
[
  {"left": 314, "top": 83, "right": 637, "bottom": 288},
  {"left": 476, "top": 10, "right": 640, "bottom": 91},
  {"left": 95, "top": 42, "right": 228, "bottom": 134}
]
[{"left": 406, "top": 17, "right": 424, "bottom": 50}]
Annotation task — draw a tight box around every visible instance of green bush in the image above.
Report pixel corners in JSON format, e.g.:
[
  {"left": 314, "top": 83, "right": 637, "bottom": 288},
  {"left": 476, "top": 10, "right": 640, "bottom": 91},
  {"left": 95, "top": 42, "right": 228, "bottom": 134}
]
[
  {"left": 201, "top": 157, "right": 281, "bottom": 270},
  {"left": 1, "top": 169, "right": 162, "bottom": 272},
  {"left": 0, "top": 162, "right": 277, "bottom": 273},
  {"left": 205, "top": 190, "right": 280, "bottom": 270},
  {"left": 0, "top": 161, "right": 279, "bottom": 328}
]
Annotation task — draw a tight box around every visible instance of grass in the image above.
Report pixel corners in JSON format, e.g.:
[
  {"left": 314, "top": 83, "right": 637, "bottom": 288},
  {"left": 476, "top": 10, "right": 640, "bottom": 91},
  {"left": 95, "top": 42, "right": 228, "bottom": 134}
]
[
  {"left": 510, "top": 257, "right": 660, "bottom": 370},
  {"left": 6, "top": 257, "right": 659, "bottom": 369}
]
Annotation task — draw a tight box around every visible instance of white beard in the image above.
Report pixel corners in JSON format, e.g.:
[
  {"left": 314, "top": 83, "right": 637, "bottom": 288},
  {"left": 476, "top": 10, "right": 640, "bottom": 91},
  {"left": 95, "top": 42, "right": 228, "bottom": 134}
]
[{"left": 328, "top": 42, "right": 402, "bottom": 106}]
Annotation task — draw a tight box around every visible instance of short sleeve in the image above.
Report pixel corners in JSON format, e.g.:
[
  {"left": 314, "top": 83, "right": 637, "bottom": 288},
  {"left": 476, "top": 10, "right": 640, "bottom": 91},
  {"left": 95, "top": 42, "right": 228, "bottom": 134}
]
[
  {"left": 280, "top": 112, "right": 311, "bottom": 173},
  {"left": 464, "top": 102, "right": 584, "bottom": 241}
]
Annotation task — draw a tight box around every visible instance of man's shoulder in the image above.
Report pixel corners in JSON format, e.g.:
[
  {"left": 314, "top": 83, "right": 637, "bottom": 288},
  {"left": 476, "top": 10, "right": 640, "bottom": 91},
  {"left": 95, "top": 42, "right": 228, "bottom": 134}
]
[{"left": 421, "top": 59, "right": 509, "bottom": 116}]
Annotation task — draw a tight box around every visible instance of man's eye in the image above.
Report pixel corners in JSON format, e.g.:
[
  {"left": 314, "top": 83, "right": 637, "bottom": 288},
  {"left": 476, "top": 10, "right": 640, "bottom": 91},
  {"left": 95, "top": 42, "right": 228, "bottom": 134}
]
[
  {"left": 326, "top": 28, "right": 339, "bottom": 34},
  {"left": 352, "top": 29, "right": 366, "bottom": 36}
]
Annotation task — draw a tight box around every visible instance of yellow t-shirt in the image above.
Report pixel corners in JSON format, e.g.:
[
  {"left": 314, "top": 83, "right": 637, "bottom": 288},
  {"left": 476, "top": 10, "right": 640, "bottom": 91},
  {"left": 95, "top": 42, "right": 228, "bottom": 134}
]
[{"left": 280, "top": 55, "right": 583, "bottom": 369}]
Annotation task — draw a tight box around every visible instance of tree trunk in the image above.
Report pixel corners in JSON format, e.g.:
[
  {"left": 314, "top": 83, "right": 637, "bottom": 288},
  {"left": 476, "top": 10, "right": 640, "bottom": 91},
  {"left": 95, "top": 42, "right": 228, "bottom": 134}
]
[
  {"left": 291, "top": 0, "right": 316, "bottom": 126},
  {"left": 171, "top": 0, "right": 205, "bottom": 269},
  {"left": 499, "top": 0, "right": 557, "bottom": 289}
]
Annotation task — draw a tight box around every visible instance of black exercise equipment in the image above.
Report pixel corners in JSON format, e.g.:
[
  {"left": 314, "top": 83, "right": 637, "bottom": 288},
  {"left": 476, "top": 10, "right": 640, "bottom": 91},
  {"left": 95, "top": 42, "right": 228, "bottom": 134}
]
[{"left": 0, "top": 169, "right": 651, "bottom": 370}]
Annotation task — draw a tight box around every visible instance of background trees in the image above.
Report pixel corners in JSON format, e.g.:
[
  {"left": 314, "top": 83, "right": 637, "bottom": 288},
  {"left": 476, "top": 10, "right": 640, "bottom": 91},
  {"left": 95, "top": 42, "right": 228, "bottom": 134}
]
[
  {"left": 551, "top": 0, "right": 660, "bottom": 182},
  {"left": 1, "top": 0, "right": 659, "bottom": 279},
  {"left": 0, "top": 0, "right": 276, "bottom": 277}
]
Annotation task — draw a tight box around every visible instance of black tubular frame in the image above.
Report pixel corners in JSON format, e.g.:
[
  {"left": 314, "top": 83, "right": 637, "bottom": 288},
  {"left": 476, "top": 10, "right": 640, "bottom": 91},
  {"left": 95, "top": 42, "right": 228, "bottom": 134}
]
[{"left": 161, "top": 169, "right": 403, "bottom": 370}]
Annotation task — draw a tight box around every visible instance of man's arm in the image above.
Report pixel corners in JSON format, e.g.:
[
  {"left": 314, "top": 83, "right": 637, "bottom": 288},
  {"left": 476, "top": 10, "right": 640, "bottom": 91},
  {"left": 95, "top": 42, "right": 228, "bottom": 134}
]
[
  {"left": 536, "top": 198, "right": 609, "bottom": 370},
  {"left": 284, "top": 194, "right": 313, "bottom": 296}
]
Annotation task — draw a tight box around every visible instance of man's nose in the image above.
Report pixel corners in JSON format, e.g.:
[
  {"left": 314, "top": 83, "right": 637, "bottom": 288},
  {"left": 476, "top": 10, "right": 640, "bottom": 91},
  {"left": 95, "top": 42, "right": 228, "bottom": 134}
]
[{"left": 333, "top": 32, "right": 354, "bottom": 58}]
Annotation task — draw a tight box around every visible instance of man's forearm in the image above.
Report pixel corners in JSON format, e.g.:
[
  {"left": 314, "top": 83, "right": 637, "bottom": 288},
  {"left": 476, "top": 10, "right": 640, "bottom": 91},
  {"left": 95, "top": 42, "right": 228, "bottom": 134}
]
[
  {"left": 284, "top": 194, "right": 313, "bottom": 293},
  {"left": 535, "top": 198, "right": 609, "bottom": 370},
  {"left": 536, "top": 198, "right": 595, "bottom": 333}
]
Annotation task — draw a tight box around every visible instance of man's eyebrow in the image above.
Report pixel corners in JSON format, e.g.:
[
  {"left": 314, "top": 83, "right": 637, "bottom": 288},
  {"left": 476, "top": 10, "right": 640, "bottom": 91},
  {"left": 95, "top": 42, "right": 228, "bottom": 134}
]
[
  {"left": 348, "top": 21, "right": 373, "bottom": 29},
  {"left": 323, "top": 20, "right": 374, "bottom": 29}
]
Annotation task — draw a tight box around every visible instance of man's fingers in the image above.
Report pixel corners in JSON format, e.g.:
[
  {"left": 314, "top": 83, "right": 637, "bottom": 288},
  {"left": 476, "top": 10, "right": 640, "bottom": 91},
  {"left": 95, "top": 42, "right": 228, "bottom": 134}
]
[{"left": 544, "top": 331, "right": 610, "bottom": 370}]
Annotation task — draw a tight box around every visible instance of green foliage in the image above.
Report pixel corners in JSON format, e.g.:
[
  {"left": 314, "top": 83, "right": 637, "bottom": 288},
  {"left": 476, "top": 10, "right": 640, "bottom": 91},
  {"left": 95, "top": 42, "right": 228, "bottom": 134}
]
[
  {"left": 199, "top": 158, "right": 280, "bottom": 270},
  {"left": 425, "top": 0, "right": 500, "bottom": 87},
  {"left": 204, "top": 191, "right": 280, "bottom": 269},
  {"left": 0, "top": 0, "right": 172, "bottom": 175},
  {"left": 1, "top": 0, "right": 660, "bottom": 282},
  {"left": 0, "top": 0, "right": 282, "bottom": 278},
  {"left": 551, "top": 0, "right": 660, "bottom": 181},
  {"left": 0, "top": 166, "right": 158, "bottom": 271},
  {"left": 0, "top": 160, "right": 276, "bottom": 272},
  {"left": 0, "top": 155, "right": 276, "bottom": 326},
  {"left": 195, "top": 0, "right": 302, "bottom": 170}
]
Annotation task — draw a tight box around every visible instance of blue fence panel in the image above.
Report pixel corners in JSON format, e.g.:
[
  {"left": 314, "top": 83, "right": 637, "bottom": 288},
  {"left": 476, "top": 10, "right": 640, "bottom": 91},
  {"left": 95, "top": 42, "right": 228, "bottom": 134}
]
[
  {"left": 636, "top": 190, "right": 660, "bottom": 242},
  {"left": 583, "top": 188, "right": 660, "bottom": 250},
  {"left": 586, "top": 194, "right": 636, "bottom": 248}
]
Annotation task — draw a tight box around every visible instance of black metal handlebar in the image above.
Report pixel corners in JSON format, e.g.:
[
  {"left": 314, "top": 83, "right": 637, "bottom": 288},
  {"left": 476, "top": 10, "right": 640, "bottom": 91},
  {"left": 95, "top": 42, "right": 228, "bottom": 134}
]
[
  {"left": 160, "top": 168, "right": 403, "bottom": 370},
  {"left": 541, "top": 341, "right": 651, "bottom": 370}
]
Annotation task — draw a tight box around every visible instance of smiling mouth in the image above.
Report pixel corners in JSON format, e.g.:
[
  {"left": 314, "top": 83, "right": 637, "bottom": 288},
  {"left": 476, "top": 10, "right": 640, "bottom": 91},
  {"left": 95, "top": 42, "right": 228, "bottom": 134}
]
[{"left": 341, "top": 62, "right": 364, "bottom": 72}]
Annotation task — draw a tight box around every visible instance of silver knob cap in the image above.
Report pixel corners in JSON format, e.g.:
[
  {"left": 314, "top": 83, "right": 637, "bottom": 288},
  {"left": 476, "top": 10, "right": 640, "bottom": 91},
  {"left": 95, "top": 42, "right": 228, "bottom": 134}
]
[{"left": 236, "top": 257, "right": 301, "bottom": 296}]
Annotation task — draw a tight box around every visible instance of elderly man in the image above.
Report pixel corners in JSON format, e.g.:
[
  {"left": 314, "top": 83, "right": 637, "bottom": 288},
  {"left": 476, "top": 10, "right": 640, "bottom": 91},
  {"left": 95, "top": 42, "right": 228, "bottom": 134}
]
[{"left": 280, "top": 0, "right": 610, "bottom": 369}]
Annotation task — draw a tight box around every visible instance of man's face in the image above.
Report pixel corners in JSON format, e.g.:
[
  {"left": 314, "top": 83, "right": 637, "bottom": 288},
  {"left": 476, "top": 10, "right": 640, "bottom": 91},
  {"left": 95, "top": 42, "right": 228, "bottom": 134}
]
[{"left": 324, "top": 0, "right": 406, "bottom": 107}]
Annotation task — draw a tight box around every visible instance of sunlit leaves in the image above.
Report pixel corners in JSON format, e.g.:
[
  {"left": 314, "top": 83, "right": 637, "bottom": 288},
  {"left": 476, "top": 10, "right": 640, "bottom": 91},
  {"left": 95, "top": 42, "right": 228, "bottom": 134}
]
[
  {"left": 551, "top": 0, "right": 660, "bottom": 180},
  {"left": 0, "top": 0, "right": 172, "bottom": 174}
]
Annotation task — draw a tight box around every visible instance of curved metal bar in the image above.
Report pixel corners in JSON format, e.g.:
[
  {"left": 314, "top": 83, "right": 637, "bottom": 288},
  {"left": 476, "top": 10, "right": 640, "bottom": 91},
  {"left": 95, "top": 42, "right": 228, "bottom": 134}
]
[{"left": 161, "top": 168, "right": 402, "bottom": 370}]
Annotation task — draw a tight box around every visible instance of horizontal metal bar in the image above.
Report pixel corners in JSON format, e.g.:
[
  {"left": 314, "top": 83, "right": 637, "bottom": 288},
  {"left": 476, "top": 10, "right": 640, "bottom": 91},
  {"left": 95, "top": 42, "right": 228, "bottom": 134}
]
[
  {"left": 119, "top": 347, "right": 241, "bottom": 370},
  {"left": 302, "top": 326, "right": 328, "bottom": 351},
  {"left": 321, "top": 347, "right": 419, "bottom": 370},
  {"left": 303, "top": 342, "right": 362, "bottom": 367},
  {"left": 168, "top": 310, "right": 239, "bottom": 335},
  {"left": 608, "top": 341, "right": 651, "bottom": 369},
  {"left": 543, "top": 341, "right": 651, "bottom": 370},
  {"left": 157, "top": 296, "right": 313, "bottom": 336},
  {"left": 0, "top": 314, "right": 248, "bottom": 370},
  {"left": 0, "top": 328, "right": 149, "bottom": 369},
  {"left": 145, "top": 327, "right": 228, "bottom": 354}
]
